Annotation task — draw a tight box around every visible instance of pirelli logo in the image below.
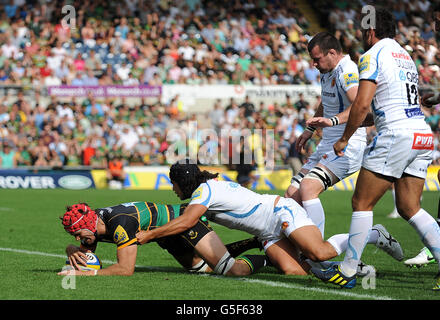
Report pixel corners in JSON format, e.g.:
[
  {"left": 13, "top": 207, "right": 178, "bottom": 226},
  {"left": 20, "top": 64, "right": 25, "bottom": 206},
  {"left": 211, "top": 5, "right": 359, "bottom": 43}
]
[{"left": 412, "top": 133, "right": 434, "bottom": 150}]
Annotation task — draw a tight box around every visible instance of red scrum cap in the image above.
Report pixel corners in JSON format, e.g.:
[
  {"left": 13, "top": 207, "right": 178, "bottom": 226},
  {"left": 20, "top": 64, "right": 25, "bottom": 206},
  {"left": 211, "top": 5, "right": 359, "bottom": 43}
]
[{"left": 61, "top": 203, "right": 98, "bottom": 235}]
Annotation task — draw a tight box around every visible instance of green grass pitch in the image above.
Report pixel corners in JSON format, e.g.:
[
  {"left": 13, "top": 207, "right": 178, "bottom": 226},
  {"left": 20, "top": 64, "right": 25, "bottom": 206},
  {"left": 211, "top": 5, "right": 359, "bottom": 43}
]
[{"left": 0, "top": 188, "right": 438, "bottom": 301}]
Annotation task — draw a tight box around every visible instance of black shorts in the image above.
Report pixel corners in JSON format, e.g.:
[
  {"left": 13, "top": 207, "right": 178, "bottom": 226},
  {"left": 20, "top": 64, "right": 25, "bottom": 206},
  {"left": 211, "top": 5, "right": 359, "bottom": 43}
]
[{"left": 155, "top": 218, "right": 213, "bottom": 257}]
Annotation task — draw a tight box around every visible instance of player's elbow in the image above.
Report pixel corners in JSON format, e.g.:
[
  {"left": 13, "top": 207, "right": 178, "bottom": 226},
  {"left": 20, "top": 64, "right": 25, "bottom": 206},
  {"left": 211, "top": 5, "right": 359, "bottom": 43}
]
[
  {"left": 119, "top": 266, "right": 135, "bottom": 276},
  {"left": 124, "top": 270, "right": 135, "bottom": 276},
  {"left": 357, "top": 101, "right": 371, "bottom": 114}
]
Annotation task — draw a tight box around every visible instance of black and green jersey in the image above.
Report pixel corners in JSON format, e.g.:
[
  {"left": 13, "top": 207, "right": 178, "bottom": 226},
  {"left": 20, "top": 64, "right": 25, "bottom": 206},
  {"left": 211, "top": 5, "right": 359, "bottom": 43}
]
[
  {"left": 92, "top": 202, "right": 188, "bottom": 249},
  {"left": 134, "top": 201, "right": 183, "bottom": 231}
]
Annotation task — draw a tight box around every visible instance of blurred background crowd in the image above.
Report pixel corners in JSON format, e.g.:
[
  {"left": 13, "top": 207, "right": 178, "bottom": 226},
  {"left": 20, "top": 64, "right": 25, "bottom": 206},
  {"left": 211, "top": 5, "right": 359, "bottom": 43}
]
[{"left": 0, "top": 0, "right": 439, "bottom": 175}]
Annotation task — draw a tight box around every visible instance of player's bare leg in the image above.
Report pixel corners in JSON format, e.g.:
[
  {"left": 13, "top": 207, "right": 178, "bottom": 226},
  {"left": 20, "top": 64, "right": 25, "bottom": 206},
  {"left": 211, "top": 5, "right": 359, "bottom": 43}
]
[
  {"left": 405, "top": 169, "right": 440, "bottom": 268},
  {"left": 288, "top": 225, "right": 339, "bottom": 262},
  {"left": 351, "top": 168, "right": 393, "bottom": 211},
  {"left": 264, "top": 238, "right": 310, "bottom": 275},
  {"left": 395, "top": 173, "right": 440, "bottom": 284},
  {"left": 394, "top": 173, "right": 424, "bottom": 220},
  {"left": 194, "top": 231, "right": 267, "bottom": 276}
]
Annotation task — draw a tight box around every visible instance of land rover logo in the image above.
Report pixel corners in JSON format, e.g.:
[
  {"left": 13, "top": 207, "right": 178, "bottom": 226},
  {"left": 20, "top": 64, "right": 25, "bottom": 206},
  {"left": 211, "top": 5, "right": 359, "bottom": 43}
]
[{"left": 58, "top": 175, "right": 92, "bottom": 190}]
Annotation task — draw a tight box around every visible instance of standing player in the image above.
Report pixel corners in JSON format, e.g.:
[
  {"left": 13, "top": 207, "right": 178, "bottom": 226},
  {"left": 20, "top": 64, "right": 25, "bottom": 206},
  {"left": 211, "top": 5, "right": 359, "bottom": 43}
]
[
  {"left": 286, "top": 32, "right": 385, "bottom": 246},
  {"left": 312, "top": 7, "right": 440, "bottom": 290},
  {"left": 405, "top": 2, "right": 440, "bottom": 268},
  {"left": 58, "top": 202, "right": 266, "bottom": 276}
]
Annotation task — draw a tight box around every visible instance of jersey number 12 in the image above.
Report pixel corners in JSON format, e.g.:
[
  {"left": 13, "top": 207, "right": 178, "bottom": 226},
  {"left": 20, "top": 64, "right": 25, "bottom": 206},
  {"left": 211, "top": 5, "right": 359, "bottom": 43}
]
[{"left": 405, "top": 83, "right": 418, "bottom": 105}]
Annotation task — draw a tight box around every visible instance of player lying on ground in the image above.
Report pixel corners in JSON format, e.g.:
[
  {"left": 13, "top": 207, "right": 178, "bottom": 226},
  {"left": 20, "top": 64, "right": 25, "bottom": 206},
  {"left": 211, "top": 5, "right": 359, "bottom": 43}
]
[
  {"left": 136, "top": 161, "right": 403, "bottom": 278},
  {"left": 58, "top": 202, "right": 266, "bottom": 276}
]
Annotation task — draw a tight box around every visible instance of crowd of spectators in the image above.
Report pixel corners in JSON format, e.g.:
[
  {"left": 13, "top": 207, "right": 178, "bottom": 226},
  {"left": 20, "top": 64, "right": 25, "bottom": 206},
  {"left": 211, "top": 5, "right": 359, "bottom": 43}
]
[
  {"left": 0, "top": 0, "right": 439, "bottom": 174},
  {"left": 0, "top": 0, "right": 316, "bottom": 87}
]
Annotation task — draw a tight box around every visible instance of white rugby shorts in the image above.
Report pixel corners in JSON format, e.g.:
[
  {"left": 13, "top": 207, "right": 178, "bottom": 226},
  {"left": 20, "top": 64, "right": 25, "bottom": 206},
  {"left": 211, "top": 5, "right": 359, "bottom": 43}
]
[
  {"left": 302, "top": 138, "right": 366, "bottom": 181},
  {"left": 261, "top": 197, "right": 315, "bottom": 251},
  {"left": 362, "top": 128, "right": 433, "bottom": 179}
]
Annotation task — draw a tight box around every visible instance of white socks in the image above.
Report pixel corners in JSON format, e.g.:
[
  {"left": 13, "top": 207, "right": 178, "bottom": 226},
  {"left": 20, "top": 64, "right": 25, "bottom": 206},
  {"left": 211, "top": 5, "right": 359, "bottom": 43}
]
[
  {"left": 408, "top": 209, "right": 440, "bottom": 268},
  {"left": 303, "top": 198, "right": 325, "bottom": 238},
  {"left": 340, "top": 211, "right": 373, "bottom": 277},
  {"left": 336, "top": 208, "right": 440, "bottom": 276},
  {"left": 327, "top": 233, "right": 349, "bottom": 255},
  {"left": 327, "top": 229, "right": 378, "bottom": 256}
]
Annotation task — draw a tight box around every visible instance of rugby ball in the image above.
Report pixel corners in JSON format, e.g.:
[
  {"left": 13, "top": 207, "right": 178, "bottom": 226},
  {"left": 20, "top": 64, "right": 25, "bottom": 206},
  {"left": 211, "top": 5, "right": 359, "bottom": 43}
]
[{"left": 65, "top": 252, "right": 102, "bottom": 271}]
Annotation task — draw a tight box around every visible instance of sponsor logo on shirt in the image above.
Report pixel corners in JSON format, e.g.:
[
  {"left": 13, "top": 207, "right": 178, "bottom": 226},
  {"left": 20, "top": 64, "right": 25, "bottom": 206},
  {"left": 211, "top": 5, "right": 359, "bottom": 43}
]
[
  {"left": 392, "top": 52, "right": 411, "bottom": 60},
  {"left": 322, "top": 91, "right": 336, "bottom": 97},
  {"left": 114, "top": 225, "right": 128, "bottom": 244},
  {"left": 191, "top": 187, "right": 203, "bottom": 200},
  {"left": 344, "top": 73, "right": 359, "bottom": 86},
  {"left": 405, "top": 107, "right": 424, "bottom": 118},
  {"left": 358, "top": 54, "right": 370, "bottom": 73},
  {"left": 412, "top": 133, "right": 434, "bottom": 150}
]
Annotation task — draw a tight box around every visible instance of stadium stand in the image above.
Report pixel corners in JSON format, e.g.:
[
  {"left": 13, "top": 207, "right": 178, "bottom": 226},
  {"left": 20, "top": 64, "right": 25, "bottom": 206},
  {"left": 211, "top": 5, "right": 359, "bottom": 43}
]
[{"left": 0, "top": 0, "right": 439, "bottom": 172}]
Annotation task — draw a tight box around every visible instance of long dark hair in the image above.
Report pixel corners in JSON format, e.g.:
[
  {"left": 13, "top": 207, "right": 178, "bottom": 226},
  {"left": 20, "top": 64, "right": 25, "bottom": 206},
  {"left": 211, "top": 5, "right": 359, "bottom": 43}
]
[{"left": 169, "top": 161, "right": 219, "bottom": 199}]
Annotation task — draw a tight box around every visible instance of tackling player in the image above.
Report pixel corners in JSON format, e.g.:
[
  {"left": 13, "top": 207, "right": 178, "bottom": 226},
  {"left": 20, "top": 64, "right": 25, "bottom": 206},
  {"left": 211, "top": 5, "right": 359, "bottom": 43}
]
[
  {"left": 311, "top": 7, "right": 440, "bottom": 290},
  {"left": 285, "top": 32, "right": 373, "bottom": 239},
  {"left": 58, "top": 202, "right": 266, "bottom": 276},
  {"left": 136, "top": 161, "right": 403, "bottom": 277}
]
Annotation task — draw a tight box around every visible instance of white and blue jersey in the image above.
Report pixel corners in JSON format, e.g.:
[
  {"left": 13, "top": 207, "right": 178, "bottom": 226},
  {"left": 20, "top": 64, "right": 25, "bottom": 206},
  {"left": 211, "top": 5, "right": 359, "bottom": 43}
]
[
  {"left": 358, "top": 38, "right": 429, "bottom": 132},
  {"left": 359, "top": 38, "right": 433, "bottom": 179},
  {"left": 189, "top": 180, "right": 314, "bottom": 246},
  {"left": 301, "top": 55, "right": 367, "bottom": 180},
  {"left": 320, "top": 55, "right": 367, "bottom": 144},
  {"left": 189, "top": 179, "right": 278, "bottom": 238}
]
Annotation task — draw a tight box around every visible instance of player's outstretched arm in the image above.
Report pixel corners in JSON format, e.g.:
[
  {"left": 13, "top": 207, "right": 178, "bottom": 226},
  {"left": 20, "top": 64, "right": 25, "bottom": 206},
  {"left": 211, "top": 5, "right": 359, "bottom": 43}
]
[
  {"left": 58, "top": 245, "right": 138, "bottom": 276},
  {"left": 136, "top": 204, "right": 207, "bottom": 244},
  {"left": 306, "top": 86, "right": 373, "bottom": 128},
  {"left": 306, "top": 110, "right": 374, "bottom": 128},
  {"left": 96, "top": 245, "right": 137, "bottom": 276}
]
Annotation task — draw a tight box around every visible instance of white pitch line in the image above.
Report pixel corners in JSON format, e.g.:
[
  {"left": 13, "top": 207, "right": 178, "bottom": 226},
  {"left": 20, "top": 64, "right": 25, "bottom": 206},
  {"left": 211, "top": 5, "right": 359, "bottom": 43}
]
[
  {"left": 236, "top": 278, "right": 395, "bottom": 300},
  {"left": 0, "top": 247, "right": 155, "bottom": 269},
  {"left": 1, "top": 247, "right": 395, "bottom": 300},
  {"left": 201, "top": 274, "right": 395, "bottom": 300}
]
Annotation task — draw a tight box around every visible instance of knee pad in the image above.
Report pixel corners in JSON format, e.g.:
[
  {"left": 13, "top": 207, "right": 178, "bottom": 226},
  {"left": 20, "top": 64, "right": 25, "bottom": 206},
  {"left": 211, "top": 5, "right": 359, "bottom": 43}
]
[
  {"left": 290, "top": 172, "right": 305, "bottom": 189},
  {"left": 214, "top": 252, "right": 235, "bottom": 275},
  {"left": 303, "top": 166, "right": 335, "bottom": 190}
]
